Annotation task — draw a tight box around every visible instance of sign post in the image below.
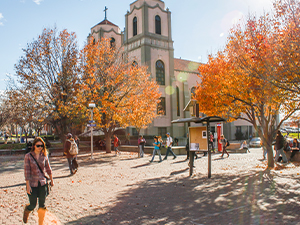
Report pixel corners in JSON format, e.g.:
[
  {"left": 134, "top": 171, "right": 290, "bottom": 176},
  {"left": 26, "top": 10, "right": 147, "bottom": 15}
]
[{"left": 88, "top": 103, "right": 96, "bottom": 159}]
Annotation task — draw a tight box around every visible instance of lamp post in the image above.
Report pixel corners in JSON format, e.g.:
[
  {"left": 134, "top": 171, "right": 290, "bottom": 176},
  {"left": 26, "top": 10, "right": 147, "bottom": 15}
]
[{"left": 88, "top": 103, "right": 96, "bottom": 159}]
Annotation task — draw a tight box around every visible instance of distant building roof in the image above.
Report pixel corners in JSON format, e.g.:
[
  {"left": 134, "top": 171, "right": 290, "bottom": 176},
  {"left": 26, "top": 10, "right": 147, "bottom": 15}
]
[
  {"left": 93, "top": 19, "right": 119, "bottom": 28},
  {"left": 174, "top": 58, "right": 202, "bottom": 74}
]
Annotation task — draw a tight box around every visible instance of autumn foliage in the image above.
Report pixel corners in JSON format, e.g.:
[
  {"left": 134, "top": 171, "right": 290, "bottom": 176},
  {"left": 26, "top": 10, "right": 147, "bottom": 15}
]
[
  {"left": 14, "top": 27, "right": 83, "bottom": 141},
  {"left": 195, "top": 0, "right": 300, "bottom": 168},
  {"left": 79, "top": 38, "right": 161, "bottom": 152}
]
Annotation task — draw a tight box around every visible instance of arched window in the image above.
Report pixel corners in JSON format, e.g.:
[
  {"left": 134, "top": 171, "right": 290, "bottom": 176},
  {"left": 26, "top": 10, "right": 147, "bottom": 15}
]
[
  {"left": 176, "top": 86, "right": 180, "bottom": 116},
  {"left": 132, "top": 61, "right": 138, "bottom": 67},
  {"left": 155, "top": 15, "right": 161, "bottom": 35},
  {"left": 156, "top": 60, "right": 165, "bottom": 85},
  {"left": 133, "top": 17, "right": 137, "bottom": 36},
  {"left": 92, "top": 38, "right": 96, "bottom": 45},
  {"left": 110, "top": 37, "right": 115, "bottom": 48}
]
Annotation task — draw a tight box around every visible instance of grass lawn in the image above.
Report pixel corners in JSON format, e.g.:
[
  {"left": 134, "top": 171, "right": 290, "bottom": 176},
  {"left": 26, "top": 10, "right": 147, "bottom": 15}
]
[{"left": 282, "top": 132, "right": 300, "bottom": 139}]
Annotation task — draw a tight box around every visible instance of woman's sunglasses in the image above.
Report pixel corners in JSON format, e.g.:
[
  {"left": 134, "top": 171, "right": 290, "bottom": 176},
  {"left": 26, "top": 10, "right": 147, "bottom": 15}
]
[{"left": 35, "top": 145, "right": 44, "bottom": 148}]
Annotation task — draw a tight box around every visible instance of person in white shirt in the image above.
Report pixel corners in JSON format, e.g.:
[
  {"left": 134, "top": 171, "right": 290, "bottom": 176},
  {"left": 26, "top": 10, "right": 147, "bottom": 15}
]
[{"left": 163, "top": 133, "right": 177, "bottom": 160}]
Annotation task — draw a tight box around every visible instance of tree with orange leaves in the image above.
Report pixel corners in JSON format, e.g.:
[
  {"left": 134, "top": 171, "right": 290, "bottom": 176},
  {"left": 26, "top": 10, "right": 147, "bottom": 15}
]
[
  {"left": 196, "top": 6, "right": 300, "bottom": 168},
  {"left": 80, "top": 38, "right": 161, "bottom": 153},
  {"left": 14, "top": 27, "right": 83, "bottom": 141}
]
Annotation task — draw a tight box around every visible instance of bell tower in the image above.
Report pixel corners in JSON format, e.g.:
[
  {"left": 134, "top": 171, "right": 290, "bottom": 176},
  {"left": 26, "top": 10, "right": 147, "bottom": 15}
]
[{"left": 124, "top": 0, "right": 175, "bottom": 135}]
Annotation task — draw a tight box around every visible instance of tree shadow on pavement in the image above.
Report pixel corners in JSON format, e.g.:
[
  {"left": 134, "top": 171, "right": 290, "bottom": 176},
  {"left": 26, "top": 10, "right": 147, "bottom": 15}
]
[
  {"left": 0, "top": 182, "right": 25, "bottom": 189},
  {"left": 131, "top": 162, "right": 151, "bottom": 169},
  {"left": 172, "top": 159, "right": 188, "bottom": 164},
  {"left": 213, "top": 157, "right": 226, "bottom": 161},
  {"left": 170, "top": 167, "right": 189, "bottom": 176},
  {"left": 65, "top": 169, "right": 300, "bottom": 225},
  {"left": 49, "top": 154, "right": 118, "bottom": 172}
]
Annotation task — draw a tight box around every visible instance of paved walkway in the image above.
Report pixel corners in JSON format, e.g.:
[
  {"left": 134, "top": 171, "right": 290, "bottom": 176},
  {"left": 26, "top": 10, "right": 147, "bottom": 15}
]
[{"left": 0, "top": 149, "right": 300, "bottom": 225}]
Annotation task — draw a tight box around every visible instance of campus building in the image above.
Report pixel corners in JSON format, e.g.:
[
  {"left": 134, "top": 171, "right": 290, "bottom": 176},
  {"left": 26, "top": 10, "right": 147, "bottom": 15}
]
[{"left": 87, "top": 0, "right": 254, "bottom": 141}]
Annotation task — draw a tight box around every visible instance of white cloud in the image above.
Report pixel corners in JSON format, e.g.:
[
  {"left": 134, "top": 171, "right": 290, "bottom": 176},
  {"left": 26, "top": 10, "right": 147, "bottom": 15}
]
[
  {"left": 0, "top": 13, "right": 4, "bottom": 26},
  {"left": 33, "top": 0, "right": 43, "bottom": 5}
]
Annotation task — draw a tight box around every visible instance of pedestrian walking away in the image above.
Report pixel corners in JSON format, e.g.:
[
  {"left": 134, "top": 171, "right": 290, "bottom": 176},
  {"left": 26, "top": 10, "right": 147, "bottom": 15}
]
[
  {"left": 150, "top": 136, "right": 162, "bottom": 162},
  {"left": 138, "top": 135, "right": 146, "bottom": 157},
  {"left": 163, "top": 133, "right": 177, "bottom": 160},
  {"left": 219, "top": 135, "right": 230, "bottom": 158},
  {"left": 23, "top": 137, "right": 54, "bottom": 224},
  {"left": 113, "top": 134, "right": 121, "bottom": 155},
  {"left": 64, "top": 133, "right": 79, "bottom": 175},
  {"left": 261, "top": 140, "right": 267, "bottom": 160},
  {"left": 275, "top": 130, "right": 288, "bottom": 163}
]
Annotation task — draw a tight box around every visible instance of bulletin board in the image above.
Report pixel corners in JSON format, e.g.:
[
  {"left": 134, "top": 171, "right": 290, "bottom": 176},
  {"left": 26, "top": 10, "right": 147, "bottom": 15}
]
[{"left": 189, "top": 126, "right": 208, "bottom": 151}]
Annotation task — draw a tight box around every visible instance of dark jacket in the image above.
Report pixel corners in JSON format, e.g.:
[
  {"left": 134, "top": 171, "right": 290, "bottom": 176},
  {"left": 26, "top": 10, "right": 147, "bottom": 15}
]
[{"left": 275, "top": 134, "right": 284, "bottom": 150}]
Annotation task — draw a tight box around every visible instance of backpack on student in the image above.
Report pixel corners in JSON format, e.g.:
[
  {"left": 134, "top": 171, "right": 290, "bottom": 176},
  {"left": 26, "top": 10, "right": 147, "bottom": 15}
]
[
  {"left": 117, "top": 138, "right": 121, "bottom": 146},
  {"left": 226, "top": 139, "right": 230, "bottom": 147},
  {"left": 68, "top": 140, "right": 78, "bottom": 155}
]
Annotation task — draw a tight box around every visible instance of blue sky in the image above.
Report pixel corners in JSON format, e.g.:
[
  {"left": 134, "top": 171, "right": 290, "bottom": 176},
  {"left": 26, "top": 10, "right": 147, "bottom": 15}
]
[{"left": 0, "top": 0, "right": 273, "bottom": 91}]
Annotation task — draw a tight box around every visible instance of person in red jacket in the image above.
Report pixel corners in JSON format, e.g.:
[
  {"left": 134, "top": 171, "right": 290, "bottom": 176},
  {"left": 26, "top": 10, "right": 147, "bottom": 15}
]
[{"left": 113, "top": 134, "right": 121, "bottom": 155}]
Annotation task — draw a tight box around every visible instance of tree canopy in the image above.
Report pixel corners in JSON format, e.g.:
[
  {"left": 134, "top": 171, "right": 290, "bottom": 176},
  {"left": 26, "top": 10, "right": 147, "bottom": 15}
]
[{"left": 195, "top": 0, "right": 300, "bottom": 168}]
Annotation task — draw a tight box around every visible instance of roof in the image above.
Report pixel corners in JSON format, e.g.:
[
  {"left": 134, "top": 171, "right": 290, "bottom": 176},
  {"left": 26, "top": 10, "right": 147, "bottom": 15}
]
[
  {"left": 93, "top": 19, "right": 119, "bottom": 28},
  {"left": 174, "top": 58, "right": 202, "bottom": 74},
  {"left": 171, "top": 116, "right": 226, "bottom": 124}
]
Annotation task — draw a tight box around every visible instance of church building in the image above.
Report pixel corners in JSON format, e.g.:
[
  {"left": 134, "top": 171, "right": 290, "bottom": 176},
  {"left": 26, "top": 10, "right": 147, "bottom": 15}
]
[{"left": 87, "top": 0, "right": 254, "bottom": 141}]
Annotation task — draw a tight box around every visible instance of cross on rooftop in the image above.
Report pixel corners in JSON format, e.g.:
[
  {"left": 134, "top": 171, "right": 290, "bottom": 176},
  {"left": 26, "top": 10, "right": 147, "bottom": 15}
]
[{"left": 104, "top": 6, "right": 108, "bottom": 20}]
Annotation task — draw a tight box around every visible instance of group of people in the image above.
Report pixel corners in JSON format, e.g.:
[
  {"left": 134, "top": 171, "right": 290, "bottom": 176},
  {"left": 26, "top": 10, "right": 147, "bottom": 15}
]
[
  {"left": 137, "top": 132, "right": 177, "bottom": 163},
  {"left": 260, "top": 130, "right": 299, "bottom": 163},
  {"left": 272, "top": 130, "right": 299, "bottom": 163}
]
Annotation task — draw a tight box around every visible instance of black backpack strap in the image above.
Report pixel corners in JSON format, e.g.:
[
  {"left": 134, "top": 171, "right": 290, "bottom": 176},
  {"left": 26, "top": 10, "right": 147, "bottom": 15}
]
[{"left": 30, "top": 153, "right": 49, "bottom": 180}]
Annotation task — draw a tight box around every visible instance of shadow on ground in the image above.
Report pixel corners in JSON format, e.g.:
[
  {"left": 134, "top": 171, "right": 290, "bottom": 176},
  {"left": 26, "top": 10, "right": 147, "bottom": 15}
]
[{"left": 65, "top": 169, "right": 300, "bottom": 225}]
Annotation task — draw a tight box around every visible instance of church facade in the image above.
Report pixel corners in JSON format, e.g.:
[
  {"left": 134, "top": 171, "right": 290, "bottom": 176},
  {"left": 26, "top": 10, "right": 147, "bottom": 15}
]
[{"left": 87, "top": 0, "right": 254, "bottom": 141}]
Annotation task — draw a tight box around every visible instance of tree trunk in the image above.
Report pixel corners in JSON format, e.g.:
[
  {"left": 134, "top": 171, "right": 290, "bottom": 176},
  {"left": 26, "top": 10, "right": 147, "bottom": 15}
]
[
  {"left": 105, "top": 132, "right": 112, "bottom": 153},
  {"left": 267, "top": 144, "right": 274, "bottom": 168}
]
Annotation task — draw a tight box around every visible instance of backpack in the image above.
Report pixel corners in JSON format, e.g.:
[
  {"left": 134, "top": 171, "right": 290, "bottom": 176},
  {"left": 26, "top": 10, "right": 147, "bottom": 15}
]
[
  {"left": 68, "top": 140, "right": 78, "bottom": 155},
  {"left": 117, "top": 138, "right": 121, "bottom": 146},
  {"left": 226, "top": 139, "right": 230, "bottom": 147}
]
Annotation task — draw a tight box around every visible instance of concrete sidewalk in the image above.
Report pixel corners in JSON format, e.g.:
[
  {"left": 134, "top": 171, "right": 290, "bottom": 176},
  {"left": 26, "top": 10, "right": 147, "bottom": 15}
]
[{"left": 0, "top": 148, "right": 299, "bottom": 224}]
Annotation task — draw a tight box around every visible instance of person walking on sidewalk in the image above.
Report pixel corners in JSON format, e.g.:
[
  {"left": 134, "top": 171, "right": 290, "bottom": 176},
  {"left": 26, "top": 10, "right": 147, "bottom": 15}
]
[
  {"left": 219, "top": 135, "right": 230, "bottom": 158},
  {"left": 113, "top": 134, "right": 121, "bottom": 155},
  {"left": 64, "top": 133, "right": 78, "bottom": 175},
  {"left": 23, "top": 137, "right": 54, "bottom": 224},
  {"left": 150, "top": 136, "right": 162, "bottom": 162},
  {"left": 138, "top": 135, "right": 146, "bottom": 157},
  {"left": 209, "top": 132, "right": 215, "bottom": 153},
  {"left": 275, "top": 130, "right": 288, "bottom": 163},
  {"left": 163, "top": 132, "right": 177, "bottom": 160}
]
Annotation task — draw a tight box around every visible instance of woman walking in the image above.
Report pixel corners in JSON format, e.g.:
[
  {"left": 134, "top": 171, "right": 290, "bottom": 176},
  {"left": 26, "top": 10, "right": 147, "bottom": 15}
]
[
  {"left": 23, "top": 137, "right": 54, "bottom": 224},
  {"left": 138, "top": 135, "right": 146, "bottom": 157},
  {"left": 219, "top": 135, "right": 230, "bottom": 158},
  {"left": 150, "top": 136, "right": 162, "bottom": 163}
]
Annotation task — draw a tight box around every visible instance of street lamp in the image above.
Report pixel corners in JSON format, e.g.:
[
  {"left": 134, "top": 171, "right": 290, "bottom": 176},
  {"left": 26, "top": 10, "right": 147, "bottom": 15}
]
[{"left": 88, "top": 103, "right": 96, "bottom": 159}]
